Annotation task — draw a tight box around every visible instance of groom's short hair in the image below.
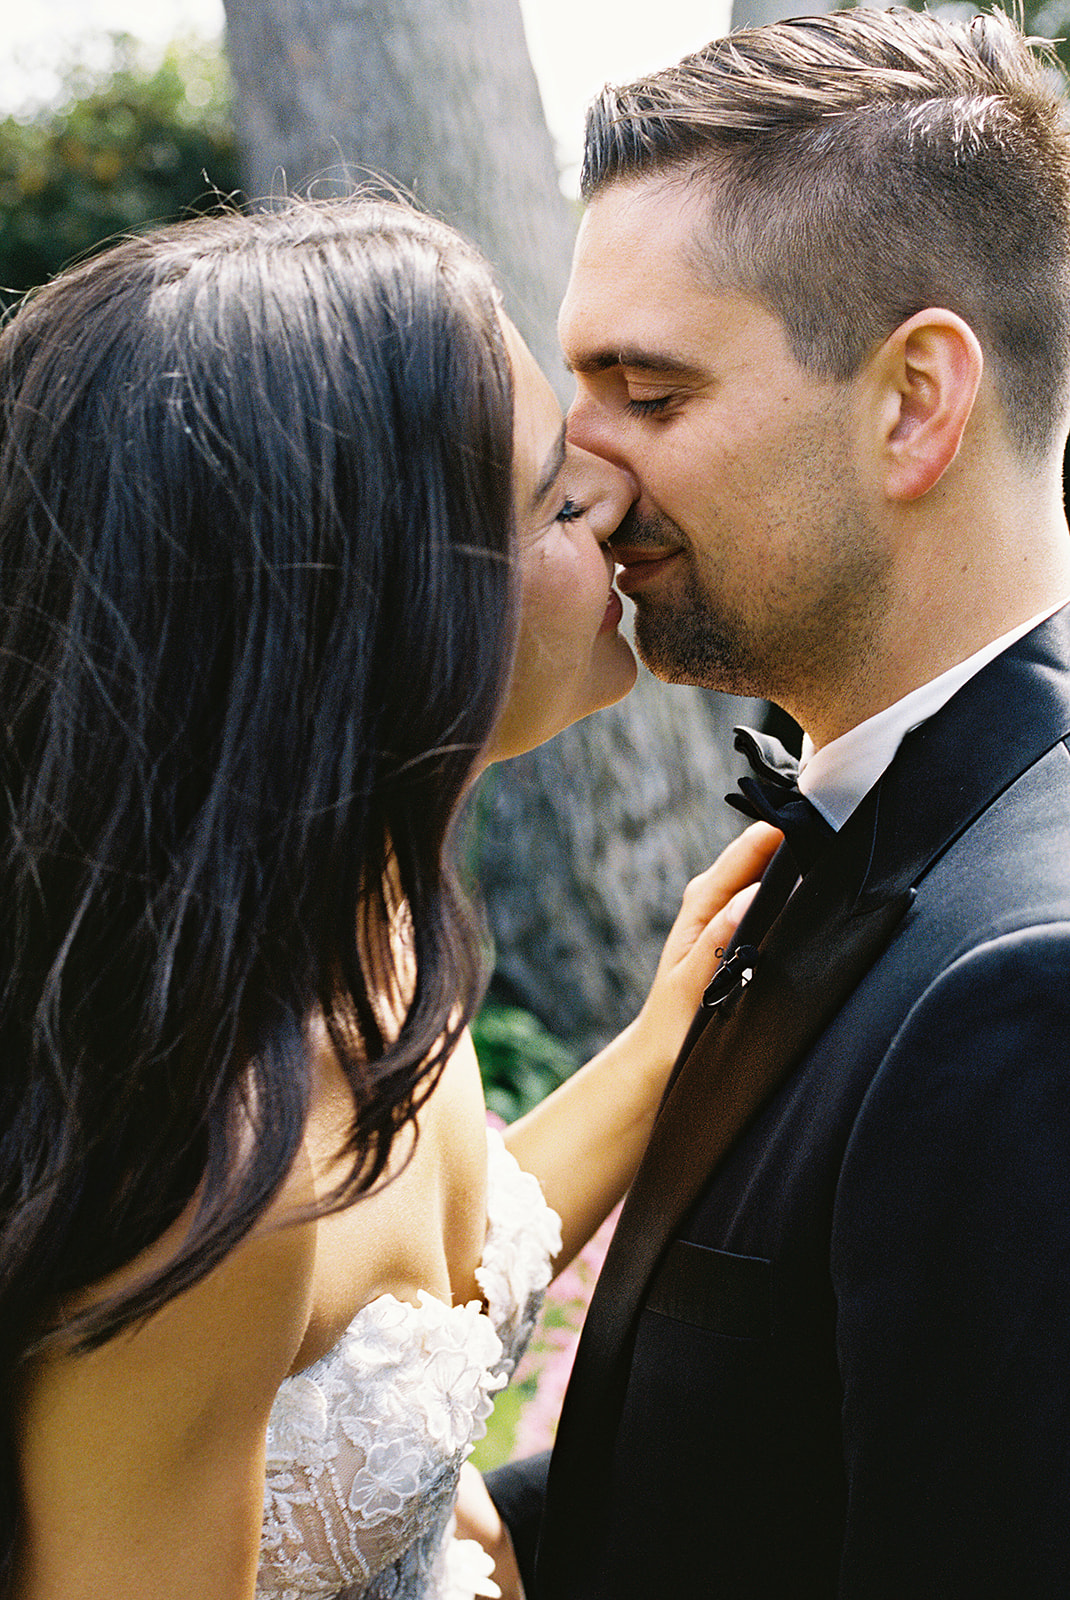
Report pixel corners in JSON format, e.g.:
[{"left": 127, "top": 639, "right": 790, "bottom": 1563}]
[{"left": 581, "top": 7, "right": 1070, "bottom": 462}]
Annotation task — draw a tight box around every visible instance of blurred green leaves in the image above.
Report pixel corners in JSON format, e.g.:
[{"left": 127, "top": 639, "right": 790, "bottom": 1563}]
[
  {"left": 471, "top": 998, "right": 581, "bottom": 1123},
  {"left": 1028, "top": 1, "right": 1070, "bottom": 77},
  {"left": 860, "top": 0, "right": 1070, "bottom": 80},
  {"left": 0, "top": 33, "right": 241, "bottom": 313}
]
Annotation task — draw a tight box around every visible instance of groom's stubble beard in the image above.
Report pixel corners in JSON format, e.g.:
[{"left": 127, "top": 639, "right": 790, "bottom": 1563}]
[
  {"left": 614, "top": 505, "right": 763, "bottom": 696},
  {"left": 617, "top": 471, "right": 889, "bottom": 712}
]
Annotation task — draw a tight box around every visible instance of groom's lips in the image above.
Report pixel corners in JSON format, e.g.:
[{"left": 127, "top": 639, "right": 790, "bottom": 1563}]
[{"left": 611, "top": 546, "right": 681, "bottom": 595}]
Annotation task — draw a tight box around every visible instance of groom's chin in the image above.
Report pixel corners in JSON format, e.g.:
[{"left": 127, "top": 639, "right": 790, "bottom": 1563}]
[{"left": 632, "top": 610, "right": 749, "bottom": 696}]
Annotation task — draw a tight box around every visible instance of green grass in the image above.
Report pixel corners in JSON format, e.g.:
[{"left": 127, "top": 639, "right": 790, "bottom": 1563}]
[{"left": 471, "top": 1376, "right": 534, "bottom": 1471}]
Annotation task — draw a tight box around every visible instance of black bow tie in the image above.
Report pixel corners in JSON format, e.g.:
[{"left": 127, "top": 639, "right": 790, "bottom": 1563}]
[{"left": 725, "top": 725, "right": 836, "bottom": 876}]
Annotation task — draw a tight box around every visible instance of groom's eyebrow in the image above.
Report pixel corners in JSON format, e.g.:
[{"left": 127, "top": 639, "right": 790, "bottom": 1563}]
[
  {"left": 566, "top": 347, "right": 699, "bottom": 377},
  {"left": 532, "top": 423, "right": 567, "bottom": 509}
]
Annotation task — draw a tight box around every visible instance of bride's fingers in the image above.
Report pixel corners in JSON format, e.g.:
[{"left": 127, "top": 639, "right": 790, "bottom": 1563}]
[
  {"left": 660, "top": 824, "right": 780, "bottom": 970},
  {"left": 685, "top": 823, "right": 781, "bottom": 914},
  {"left": 646, "top": 882, "right": 761, "bottom": 1022},
  {"left": 684, "top": 882, "right": 760, "bottom": 973}
]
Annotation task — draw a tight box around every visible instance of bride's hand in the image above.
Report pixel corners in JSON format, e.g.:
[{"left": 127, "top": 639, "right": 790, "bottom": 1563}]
[
  {"left": 453, "top": 1462, "right": 525, "bottom": 1600},
  {"left": 629, "top": 821, "right": 781, "bottom": 1077},
  {"left": 501, "top": 820, "right": 781, "bottom": 1273}
]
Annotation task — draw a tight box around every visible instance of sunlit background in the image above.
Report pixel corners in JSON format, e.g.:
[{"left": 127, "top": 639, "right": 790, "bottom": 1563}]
[{"left": 0, "top": 0, "right": 733, "bottom": 194}]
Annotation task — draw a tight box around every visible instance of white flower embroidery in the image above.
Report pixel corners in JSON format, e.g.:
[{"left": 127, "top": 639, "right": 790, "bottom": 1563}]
[
  {"left": 258, "top": 1129, "right": 561, "bottom": 1600},
  {"left": 440, "top": 1535, "right": 501, "bottom": 1600},
  {"left": 349, "top": 1436, "right": 427, "bottom": 1525},
  {"left": 265, "top": 1374, "right": 329, "bottom": 1463}
]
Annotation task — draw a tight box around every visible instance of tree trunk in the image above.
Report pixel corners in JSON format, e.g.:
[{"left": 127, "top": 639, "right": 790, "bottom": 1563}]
[
  {"left": 474, "top": 665, "right": 762, "bottom": 1060},
  {"left": 222, "top": 0, "right": 758, "bottom": 1051},
  {"left": 221, "top": 0, "right": 573, "bottom": 388}
]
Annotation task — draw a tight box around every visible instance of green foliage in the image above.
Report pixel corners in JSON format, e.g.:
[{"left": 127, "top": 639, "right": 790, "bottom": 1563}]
[
  {"left": 470, "top": 1378, "right": 530, "bottom": 1471},
  {"left": 1025, "top": 1, "right": 1070, "bottom": 77},
  {"left": 0, "top": 34, "right": 241, "bottom": 312},
  {"left": 471, "top": 997, "right": 580, "bottom": 1123},
  {"left": 841, "top": 0, "right": 1070, "bottom": 79}
]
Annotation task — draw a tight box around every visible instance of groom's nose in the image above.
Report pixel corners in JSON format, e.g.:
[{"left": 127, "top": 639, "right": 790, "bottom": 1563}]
[{"left": 564, "top": 386, "right": 628, "bottom": 471}]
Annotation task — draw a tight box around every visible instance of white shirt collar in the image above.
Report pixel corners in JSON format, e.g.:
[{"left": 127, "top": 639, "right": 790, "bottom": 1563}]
[{"left": 797, "top": 598, "right": 1070, "bottom": 830}]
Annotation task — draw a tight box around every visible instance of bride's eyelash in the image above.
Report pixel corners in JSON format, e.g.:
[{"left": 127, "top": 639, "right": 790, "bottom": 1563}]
[
  {"left": 626, "top": 395, "right": 672, "bottom": 417},
  {"left": 555, "top": 498, "right": 585, "bottom": 523}
]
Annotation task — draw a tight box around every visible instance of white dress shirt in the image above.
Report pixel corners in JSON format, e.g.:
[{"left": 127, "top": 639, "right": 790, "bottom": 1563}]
[{"left": 797, "top": 598, "right": 1070, "bottom": 830}]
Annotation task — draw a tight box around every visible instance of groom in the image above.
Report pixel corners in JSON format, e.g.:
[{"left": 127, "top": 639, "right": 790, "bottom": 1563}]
[{"left": 510, "top": 9, "right": 1070, "bottom": 1598}]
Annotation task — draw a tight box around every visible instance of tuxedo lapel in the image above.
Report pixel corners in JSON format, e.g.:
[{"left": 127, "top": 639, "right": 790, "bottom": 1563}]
[
  {"left": 539, "top": 789, "right": 912, "bottom": 1598},
  {"left": 592, "top": 799, "right": 908, "bottom": 1350},
  {"left": 540, "top": 605, "right": 1070, "bottom": 1599},
  {"left": 859, "top": 607, "right": 1070, "bottom": 905}
]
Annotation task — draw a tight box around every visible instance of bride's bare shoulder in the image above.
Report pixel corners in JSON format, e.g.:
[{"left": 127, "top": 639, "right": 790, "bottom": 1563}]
[
  {"left": 15, "top": 1134, "right": 318, "bottom": 1599},
  {"left": 289, "top": 1020, "right": 491, "bottom": 1370}
]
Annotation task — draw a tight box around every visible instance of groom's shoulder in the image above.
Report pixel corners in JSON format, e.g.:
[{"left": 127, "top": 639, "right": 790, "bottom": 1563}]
[
  {"left": 837, "top": 732, "right": 1070, "bottom": 1036},
  {"left": 932, "top": 730, "right": 1070, "bottom": 903}
]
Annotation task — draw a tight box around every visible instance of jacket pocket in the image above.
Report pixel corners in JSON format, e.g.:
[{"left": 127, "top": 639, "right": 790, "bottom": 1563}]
[{"left": 644, "top": 1239, "right": 772, "bottom": 1340}]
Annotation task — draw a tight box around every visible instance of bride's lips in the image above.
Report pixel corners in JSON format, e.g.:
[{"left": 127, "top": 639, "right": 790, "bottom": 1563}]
[
  {"left": 598, "top": 588, "right": 624, "bottom": 633},
  {"left": 612, "top": 548, "right": 681, "bottom": 595}
]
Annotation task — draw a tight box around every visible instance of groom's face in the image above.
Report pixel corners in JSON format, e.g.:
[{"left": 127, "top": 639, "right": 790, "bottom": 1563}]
[{"left": 558, "top": 177, "right": 887, "bottom": 712}]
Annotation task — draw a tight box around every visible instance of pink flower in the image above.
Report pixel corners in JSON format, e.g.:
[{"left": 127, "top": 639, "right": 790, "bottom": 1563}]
[{"left": 510, "top": 1205, "right": 620, "bottom": 1452}]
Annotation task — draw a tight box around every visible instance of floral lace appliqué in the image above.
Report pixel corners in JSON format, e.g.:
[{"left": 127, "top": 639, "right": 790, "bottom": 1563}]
[{"left": 257, "top": 1128, "right": 562, "bottom": 1600}]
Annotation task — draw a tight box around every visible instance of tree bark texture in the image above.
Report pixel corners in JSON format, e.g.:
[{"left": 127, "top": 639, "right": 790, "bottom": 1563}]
[
  {"left": 222, "top": 0, "right": 761, "bottom": 1050},
  {"left": 473, "top": 668, "right": 763, "bottom": 1060},
  {"left": 222, "top": 0, "right": 574, "bottom": 387}
]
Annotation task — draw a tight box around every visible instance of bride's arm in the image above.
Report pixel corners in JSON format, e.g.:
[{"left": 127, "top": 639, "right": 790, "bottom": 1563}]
[
  {"left": 15, "top": 1160, "right": 317, "bottom": 1600},
  {"left": 502, "top": 822, "right": 779, "bottom": 1271}
]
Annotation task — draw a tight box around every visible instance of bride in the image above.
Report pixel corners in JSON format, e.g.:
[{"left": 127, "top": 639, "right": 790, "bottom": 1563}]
[{"left": 0, "top": 196, "right": 776, "bottom": 1600}]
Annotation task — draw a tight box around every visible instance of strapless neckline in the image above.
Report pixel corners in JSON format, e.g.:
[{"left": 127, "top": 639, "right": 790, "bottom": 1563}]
[{"left": 257, "top": 1127, "right": 561, "bottom": 1600}]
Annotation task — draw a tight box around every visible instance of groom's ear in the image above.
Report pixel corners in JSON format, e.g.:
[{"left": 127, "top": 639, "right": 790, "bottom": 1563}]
[{"left": 864, "top": 309, "right": 983, "bottom": 502}]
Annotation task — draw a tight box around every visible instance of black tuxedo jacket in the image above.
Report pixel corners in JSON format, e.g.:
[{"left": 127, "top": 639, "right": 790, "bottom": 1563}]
[{"left": 536, "top": 606, "right": 1070, "bottom": 1600}]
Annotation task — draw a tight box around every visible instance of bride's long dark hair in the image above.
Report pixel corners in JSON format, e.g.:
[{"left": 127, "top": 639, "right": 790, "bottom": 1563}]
[{"left": 0, "top": 196, "right": 515, "bottom": 1583}]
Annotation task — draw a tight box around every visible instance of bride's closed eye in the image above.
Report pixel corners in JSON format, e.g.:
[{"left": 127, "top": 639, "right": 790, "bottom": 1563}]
[{"left": 555, "top": 497, "right": 586, "bottom": 524}]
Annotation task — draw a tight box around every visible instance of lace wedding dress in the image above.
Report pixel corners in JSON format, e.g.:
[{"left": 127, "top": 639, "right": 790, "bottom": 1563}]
[{"left": 257, "top": 1128, "right": 562, "bottom": 1600}]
